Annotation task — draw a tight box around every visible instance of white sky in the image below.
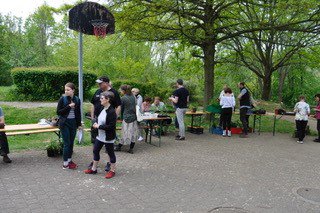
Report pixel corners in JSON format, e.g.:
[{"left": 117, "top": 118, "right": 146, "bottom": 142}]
[{"left": 0, "top": 0, "right": 103, "bottom": 20}]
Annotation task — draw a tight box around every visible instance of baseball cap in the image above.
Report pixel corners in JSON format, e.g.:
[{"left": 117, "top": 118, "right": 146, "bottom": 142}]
[{"left": 96, "top": 76, "right": 110, "bottom": 84}]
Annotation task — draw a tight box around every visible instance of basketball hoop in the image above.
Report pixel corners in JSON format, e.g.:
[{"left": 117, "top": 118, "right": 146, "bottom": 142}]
[{"left": 91, "top": 20, "right": 109, "bottom": 39}]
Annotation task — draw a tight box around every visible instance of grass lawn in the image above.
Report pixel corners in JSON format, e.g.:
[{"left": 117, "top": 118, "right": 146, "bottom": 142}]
[
  {"left": 0, "top": 86, "right": 16, "bottom": 101},
  {"left": 0, "top": 102, "right": 299, "bottom": 151},
  {"left": 2, "top": 105, "right": 93, "bottom": 152}
]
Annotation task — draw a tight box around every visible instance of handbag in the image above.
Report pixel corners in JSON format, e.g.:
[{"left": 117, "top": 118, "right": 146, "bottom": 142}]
[{"left": 57, "top": 116, "right": 67, "bottom": 128}]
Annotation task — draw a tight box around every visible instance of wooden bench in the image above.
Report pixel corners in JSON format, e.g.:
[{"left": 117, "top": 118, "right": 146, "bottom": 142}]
[{"left": 0, "top": 124, "right": 60, "bottom": 138}]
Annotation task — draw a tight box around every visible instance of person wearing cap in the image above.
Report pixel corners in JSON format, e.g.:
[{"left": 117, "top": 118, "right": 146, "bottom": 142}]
[
  {"left": 169, "top": 79, "right": 189, "bottom": 141},
  {"left": 92, "top": 76, "right": 121, "bottom": 119}
]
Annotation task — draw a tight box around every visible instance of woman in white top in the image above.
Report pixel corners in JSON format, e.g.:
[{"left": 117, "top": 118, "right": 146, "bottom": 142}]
[
  {"left": 220, "top": 88, "right": 236, "bottom": 137},
  {"left": 84, "top": 91, "right": 117, "bottom": 179},
  {"left": 294, "top": 95, "right": 310, "bottom": 144}
]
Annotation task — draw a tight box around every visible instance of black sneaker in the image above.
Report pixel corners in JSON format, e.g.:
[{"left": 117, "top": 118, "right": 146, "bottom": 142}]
[
  {"left": 175, "top": 137, "right": 185, "bottom": 141},
  {"left": 3, "top": 155, "right": 12, "bottom": 163},
  {"left": 175, "top": 135, "right": 181, "bottom": 139},
  {"left": 114, "top": 145, "right": 121, "bottom": 151},
  {"left": 313, "top": 138, "right": 320, "bottom": 142},
  {"left": 105, "top": 162, "right": 111, "bottom": 172},
  {"left": 127, "top": 149, "right": 134, "bottom": 154}
]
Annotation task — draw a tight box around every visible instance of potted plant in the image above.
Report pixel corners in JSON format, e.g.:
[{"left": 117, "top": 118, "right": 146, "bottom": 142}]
[
  {"left": 189, "top": 103, "right": 198, "bottom": 113},
  {"left": 46, "top": 140, "right": 63, "bottom": 157}
]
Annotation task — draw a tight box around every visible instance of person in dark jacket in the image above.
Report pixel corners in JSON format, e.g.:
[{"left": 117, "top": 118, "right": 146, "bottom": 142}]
[
  {"left": 57, "top": 82, "right": 82, "bottom": 169},
  {"left": 84, "top": 91, "right": 117, "bottom": 179},
  {"left": 0, "top": 107, "right": 11, "bottom": 163},
  {"left": 237, "top": 82, "right": 251, "bottom": 138}
]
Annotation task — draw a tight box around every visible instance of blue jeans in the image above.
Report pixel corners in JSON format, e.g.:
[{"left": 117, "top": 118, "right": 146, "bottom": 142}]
[{"left": 60, "top": 119, "right": 77, "bottom": 161}]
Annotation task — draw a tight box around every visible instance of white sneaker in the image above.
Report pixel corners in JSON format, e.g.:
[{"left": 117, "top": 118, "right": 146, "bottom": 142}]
[
  {"left": 296, "top": 140, "right": 303, "bottom": 144},
  {"left": 227, "top": 130, "right": 231, "bottom": 137},
  {"left": 138, "top": 136, "right": 144, "bottom": 142},
  {"left": 222, "top": 130, "right": 226, "bottom": 137}
]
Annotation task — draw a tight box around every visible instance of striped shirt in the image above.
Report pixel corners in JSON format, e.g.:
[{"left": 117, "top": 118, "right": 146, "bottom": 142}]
[{"left": 67, "top": 108, "right": 75, "bottom": 119}]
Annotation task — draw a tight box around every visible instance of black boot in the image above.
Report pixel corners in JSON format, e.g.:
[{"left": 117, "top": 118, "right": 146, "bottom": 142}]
[
  {"left": 114, "top": 144, "right": 122, "bottom": 151},
  {"left": 314, "top": 133, "right": 320, "bottom": 142},
  {"left": 3, "top": 155, "right": 12, "bottom": 163},
  {"left": 128, "top": 142, "right": 135, "bottom": 154}
]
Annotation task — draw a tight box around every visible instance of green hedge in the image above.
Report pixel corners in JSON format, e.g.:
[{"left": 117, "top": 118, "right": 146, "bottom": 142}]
[
  {"left": 111, "top": 80, "right": 167, "bottom": 100},
  {"left": 11, "top": 67, "right": 97, "bottom": 101}
]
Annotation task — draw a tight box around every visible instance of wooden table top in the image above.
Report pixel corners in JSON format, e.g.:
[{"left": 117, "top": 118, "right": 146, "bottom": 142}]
[
  {"left": 186, "top": 111, "right": 207, "bottom": 115},
  {"left": 0, "top": 124, "right": 57, "bottom": 132}
]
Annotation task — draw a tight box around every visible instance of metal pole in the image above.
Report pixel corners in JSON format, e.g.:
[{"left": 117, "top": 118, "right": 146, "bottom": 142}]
[{"left": 78, "top": 32, "right": 84, "bottom": 142}]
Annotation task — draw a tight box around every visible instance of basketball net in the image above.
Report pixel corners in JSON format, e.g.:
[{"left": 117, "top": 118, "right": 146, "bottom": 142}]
[{"left": 92, "top": 21, "right": 108, "bottom": 39}]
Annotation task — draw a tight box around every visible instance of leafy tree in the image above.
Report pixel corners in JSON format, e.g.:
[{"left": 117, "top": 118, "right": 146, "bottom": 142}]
[
  {"left": 24, "top": 4, "right": 55, "bottom": 66},
  {"left": 223, "top": 0, "right": 320, "bottom": 100},
  {"left": 113, "top": 0, "right": 320, "bottom": 105},
  {"left": 0, "top": 15, "right": 13, "bottom": 85}
]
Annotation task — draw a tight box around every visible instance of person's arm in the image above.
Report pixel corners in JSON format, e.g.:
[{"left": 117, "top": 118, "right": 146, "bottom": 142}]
[
  {"left": 307, "top": 104, "right": 311, "bottom": 116},
  {"left": 116, "top": 106, "right": 121, "bottom": 117},
  {"left": 76, "top": 98, "right": 82, "bottom": 128},
  {"left": 169, "top": 96, "right": 178, "bottom": 104},
  {"left": 0, "top": 116, "right": 4, "bottom": 123},
  {"left": 219, "top": 97, "right": 224, "bottom": 106},
  {"left": 141, "top": 102, "right": 146, "bottom": 112},
  {"left": 98, "top": 111, "right": 117, "bottom": 131},
  {"left": 90, "top": 105, "right": 95, "bottom": 119},
  {"left": 237, "top": 88, "right": 247, "bottom": 99},
  {"left": 56, "top": 97, "right": 71, "bottom": 116},
  {"left": 232, "top": 97, "right": 236, "bottom": 108},
  {"left": 137, "top": 96, "right": 143, "bottom": 108},
  {"left": 294, "top": 103, "right": 299, "bottom": 112}
]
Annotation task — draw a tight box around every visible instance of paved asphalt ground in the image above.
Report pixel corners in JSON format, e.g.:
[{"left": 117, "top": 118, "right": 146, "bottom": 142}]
[{"left": 1, "top": 131, "right": 320, "bottom": 213}]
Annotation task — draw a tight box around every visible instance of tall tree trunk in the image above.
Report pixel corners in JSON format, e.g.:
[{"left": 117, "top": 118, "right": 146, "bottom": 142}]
[
  {"left": 262, "top": 72, "right": 272, "bottom": 100},
  {"left": 202, "top": 42, "right": 215, "bottom": 107},
  {"left": 278, "top": 67, "right": 287, "bottom": 102}
]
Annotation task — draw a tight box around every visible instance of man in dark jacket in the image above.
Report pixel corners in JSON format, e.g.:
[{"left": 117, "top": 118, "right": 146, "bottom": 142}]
[{"left": 237, "top": 82, "right": 251, "bottom": 138}]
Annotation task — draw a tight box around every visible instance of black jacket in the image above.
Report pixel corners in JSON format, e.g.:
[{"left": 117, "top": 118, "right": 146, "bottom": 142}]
[
  {"left": 239, "top": 87, "right": 251, "bottom": 107},
  {"left": 56, "top": 95, "right": 81, "bottom": 127},
  {"left": 96, "top": 105, "right": 117, "bottom": 141}
]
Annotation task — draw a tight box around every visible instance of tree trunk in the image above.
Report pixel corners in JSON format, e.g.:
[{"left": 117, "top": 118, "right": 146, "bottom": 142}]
[
  {"left": 278, "top": 67, "right": 287, "bottom": 102},
  {"left": 261, "top": 72, "right": 272, "bottom": 100},
  {"left": 202, "top": 42, "right": 215, "bottom": 107}
]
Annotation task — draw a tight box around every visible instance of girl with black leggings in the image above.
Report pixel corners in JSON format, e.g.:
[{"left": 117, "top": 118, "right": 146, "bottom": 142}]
[
  {"left": 220, "top": 88, "right": 235, "bottom": 137},
  {"left": 84, "top": 91, "right": 117, "bottom": 179}
]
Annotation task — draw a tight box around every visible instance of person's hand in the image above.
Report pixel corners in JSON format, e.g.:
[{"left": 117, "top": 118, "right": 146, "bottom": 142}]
[
  {"left": 69, "top": 102, "right": 75, "bottom": 108},
  {"left": 93, "top": 123, "right": 99, "bottom": 129}
]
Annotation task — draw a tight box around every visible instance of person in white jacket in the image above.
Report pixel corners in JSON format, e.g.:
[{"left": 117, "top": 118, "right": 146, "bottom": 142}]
[
  {"left": 294, "top": 95, "right": 310, "bottom": 144},
  {"left": 220, "top": 88, "right": 236, "bottom": 137}
]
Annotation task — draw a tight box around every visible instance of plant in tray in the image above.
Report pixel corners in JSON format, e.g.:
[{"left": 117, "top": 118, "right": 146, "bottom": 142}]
[{"left": 46, "top": 140, "right": 63, "bottom": 157}]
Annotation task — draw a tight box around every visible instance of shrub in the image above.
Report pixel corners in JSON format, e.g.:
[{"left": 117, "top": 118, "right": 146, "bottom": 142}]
[
  {"left": 0, "top": 61, "right": 13, "bottom": 86},
  {"left": 111, "top": 80, "right": 164, "bottom": 100},
  {"left": 11, "top": 67, "right": 97, "bottom": 101}
]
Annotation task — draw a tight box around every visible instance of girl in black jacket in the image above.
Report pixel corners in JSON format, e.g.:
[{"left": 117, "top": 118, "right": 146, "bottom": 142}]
[
  {"left": 84, "top": 91, "right": 117, "bottom": 179},
  {"left": 57, "top": 82, "right": 82, "bottom": 169}
]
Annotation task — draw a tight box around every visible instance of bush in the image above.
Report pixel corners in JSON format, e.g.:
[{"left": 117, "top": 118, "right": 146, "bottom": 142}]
[
  {"left": 111, "top": 80, "right": 164, "bottom": 100},
  {"left": 11, "top": 67, "right": 97, "bottom": 101},
  {"left": 0, "top": 61, "right": 13, "bottom": 86}
]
